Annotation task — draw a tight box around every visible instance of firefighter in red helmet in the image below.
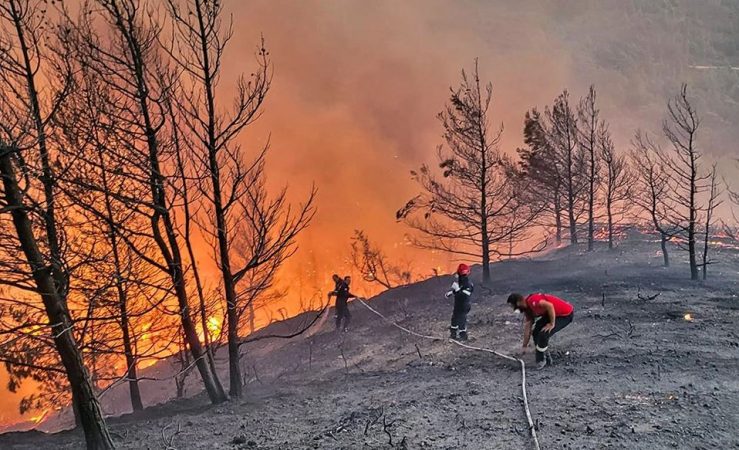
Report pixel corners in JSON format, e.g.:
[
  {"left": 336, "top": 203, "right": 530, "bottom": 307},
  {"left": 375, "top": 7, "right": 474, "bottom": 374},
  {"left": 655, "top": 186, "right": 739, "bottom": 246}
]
[{"left": 445, "top": 263, "right": 474, "bottom": 341}]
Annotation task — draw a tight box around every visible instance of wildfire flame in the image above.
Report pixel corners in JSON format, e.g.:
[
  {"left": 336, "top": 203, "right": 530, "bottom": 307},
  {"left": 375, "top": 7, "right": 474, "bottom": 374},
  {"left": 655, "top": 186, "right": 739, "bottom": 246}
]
[
  {"left": 207, "top": 317, "right": 222, "bottom": 339},
  {"left": 197, "top": 316, "right": 223, "bottom": 343},
  {"left": 139, "top": 358, "right": 157, "bottom": 369},
  {"left": 684, "top": 313, "right": 693, "bottom": 322},
  {"left": 30, "top": 408, "right": 50, "bottom": 424},
  {"left": 141, "top": 322, "right": 152, "bottom": 342}
]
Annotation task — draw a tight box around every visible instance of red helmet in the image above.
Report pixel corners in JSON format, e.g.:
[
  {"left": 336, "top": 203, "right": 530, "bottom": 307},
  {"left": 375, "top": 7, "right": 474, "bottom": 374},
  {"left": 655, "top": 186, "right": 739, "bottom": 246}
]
[{"left": 456, "top": 263, "right": 470, "bottom": 276}]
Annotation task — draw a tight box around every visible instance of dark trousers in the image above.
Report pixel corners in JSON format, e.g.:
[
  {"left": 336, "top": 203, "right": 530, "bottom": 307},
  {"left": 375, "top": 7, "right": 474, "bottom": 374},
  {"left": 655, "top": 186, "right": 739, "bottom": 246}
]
[
  {"left": 335, "top": 298, "right": 351, "bottom": 330},
  {"left": 532, "top": 313, "right": 573, "bottom": 362},
  {"left": 450, "top": 297, "right": 471, "bottom": 332}
]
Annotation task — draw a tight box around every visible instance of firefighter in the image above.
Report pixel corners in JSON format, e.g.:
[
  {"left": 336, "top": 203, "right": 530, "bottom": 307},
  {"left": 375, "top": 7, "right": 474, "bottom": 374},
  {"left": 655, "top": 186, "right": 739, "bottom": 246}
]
[
  {"left": 507, "top": 292, "right": 574, "bottom": 369},
  {"left": 328, "top": 275, "right": 357, "bottom": 331},
  {"left": 328, "top": 274, "right": 343, "bottom": 296},
  {"left": 445, "top": 263, "right": 474, "bottom": 341}
]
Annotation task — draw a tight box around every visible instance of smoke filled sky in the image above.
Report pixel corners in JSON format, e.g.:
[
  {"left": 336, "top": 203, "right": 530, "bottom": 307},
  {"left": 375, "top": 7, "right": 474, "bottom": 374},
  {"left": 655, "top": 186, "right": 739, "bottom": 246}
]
[
  {"left": 224, "top": 0, "right": 739, "bottom": 304},
  {"left": 236, "top": 0, "right": 576, "bottom": 307},
  {"left": 2, "top": 0, "right": 739, "bottom": 427}
]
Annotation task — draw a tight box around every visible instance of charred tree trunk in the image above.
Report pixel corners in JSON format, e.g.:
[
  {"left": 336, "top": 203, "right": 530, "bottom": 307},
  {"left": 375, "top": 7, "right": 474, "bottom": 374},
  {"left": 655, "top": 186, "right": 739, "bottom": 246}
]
[
  {"left": 190, "top": 0, "right": 244, "bottom": 397},
  {"left": 0, "top": 146, "right": 115, "bottom": 450},
  {"left": 661, "top": 85, "right": 708, "bottom": 280},
  {"left": 660, "top": 233, "right": 670, "bottom": 267},
  {"left": 554, "top": 188, "right": 562, "bottom": 244},
  {"left": 566, "top": 158, "right": 578, "bottom": 245},
  {"left": 607, "top": 198, "right": 614, "bottom": 249},
  {"left": 478, "top": 81, "right": 491, "bottom": 284},
  {"left": 168, "top": 0, "right": 313, "bottom": 399},
  {"left": 97, "top": 0, "right": 227, "bottom": 404},
  {"left": 96, "top": 142, "right": 143, "bottom": 412},
  {"left": 588, "top": 163, "right": 596, "bottom": 250},
  {"left": 701, "top": 167, "right": 721, "bottom": 280},
  {"left": 158, "top": 204, "right": 226, "bottom": 404},
  {"left": 688, "top": 161, "right": 698, "bottom": 280},
  {"left": 144, "top": 100, "right": 226, "bottom": 403},
  {"left": 168, "top": 92, "right": 225, "bottom": 399},
  {"left": 119, "top": 304, "right": 142, "bottom": 412},
  {"left": 578, "top": 86, "right": 600, "bottom": 251}
]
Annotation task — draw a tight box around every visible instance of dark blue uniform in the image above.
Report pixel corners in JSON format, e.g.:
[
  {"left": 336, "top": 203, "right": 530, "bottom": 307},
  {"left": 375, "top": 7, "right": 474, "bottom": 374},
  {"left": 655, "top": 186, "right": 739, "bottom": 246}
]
[{"left": 447, "top": 275, "right": 473, "bottom": 340}]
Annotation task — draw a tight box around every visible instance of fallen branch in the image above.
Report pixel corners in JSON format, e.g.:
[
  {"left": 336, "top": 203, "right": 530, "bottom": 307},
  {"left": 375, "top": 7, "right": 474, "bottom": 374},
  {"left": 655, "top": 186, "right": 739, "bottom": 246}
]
[
  {"left": 636, "top": 286, "right": 661, "bottom": 301},
  {"left": 383, "top": 414, "right": 398, "bottom": 446}
]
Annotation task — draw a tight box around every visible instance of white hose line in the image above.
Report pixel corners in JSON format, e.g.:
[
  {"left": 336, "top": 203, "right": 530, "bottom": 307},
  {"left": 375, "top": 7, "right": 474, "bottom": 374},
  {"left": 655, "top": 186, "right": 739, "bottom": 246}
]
[
  {"left": 450, "top": 339, "right": 541, "bottom": 450},
  {"left": 356, "top": 298, "right": 541, "bottom": 450},
  {"left": 356, "top": 297, "right": 442, "bottom": 341}
]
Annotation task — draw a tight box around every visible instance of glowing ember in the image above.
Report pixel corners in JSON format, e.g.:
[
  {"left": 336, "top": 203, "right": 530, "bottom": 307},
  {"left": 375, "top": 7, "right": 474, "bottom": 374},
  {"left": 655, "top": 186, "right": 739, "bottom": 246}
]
[{"left": 684, "top": 313, "right": 693, "bottom": 322}]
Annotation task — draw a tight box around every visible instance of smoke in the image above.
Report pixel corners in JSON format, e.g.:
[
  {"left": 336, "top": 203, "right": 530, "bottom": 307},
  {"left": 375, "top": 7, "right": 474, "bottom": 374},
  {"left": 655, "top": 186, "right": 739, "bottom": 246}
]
[
  {"left": 218, "top": 0, "right": 738, "bottom": 312},
  {"left": 221, "top": 0, "right": 574, "bottom": 312}
]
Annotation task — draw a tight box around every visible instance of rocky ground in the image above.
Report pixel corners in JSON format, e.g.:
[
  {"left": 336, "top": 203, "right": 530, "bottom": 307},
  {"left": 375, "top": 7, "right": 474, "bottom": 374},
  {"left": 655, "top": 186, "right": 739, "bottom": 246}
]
[{"left": 1, "top": 232, "right": 738, "bottom": 449}]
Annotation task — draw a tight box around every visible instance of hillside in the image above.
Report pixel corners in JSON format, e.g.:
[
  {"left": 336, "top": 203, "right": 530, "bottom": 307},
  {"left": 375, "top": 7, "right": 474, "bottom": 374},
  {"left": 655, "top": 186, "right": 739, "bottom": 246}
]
[{"left": 1, "top": 232, "right": 738, "bottom": 449}]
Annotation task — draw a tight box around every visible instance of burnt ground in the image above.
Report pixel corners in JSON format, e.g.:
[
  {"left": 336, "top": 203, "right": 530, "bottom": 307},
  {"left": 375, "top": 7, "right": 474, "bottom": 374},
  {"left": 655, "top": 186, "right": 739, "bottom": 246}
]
[{"left": 1, "top": 233, "right": 738, "bottom": 449}]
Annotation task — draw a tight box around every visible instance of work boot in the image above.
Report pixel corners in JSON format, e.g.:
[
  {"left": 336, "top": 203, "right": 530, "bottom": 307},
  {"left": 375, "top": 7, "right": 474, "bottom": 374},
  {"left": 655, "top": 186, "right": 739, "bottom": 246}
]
[
  {"left": 458, "top": 330, "right": 468, "bottom": 341},
  {"left": 449, "top": 327, "right": 458, "bottom": 340},
  {"left": 536, "top": 360, "right": 547, "bottom": 370}
]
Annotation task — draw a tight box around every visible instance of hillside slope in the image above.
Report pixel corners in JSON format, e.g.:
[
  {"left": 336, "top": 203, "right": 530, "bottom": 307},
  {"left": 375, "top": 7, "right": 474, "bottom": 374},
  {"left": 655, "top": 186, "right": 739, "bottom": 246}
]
[{"left": 2, "top": 233, "right": 738, "bottom": 449}]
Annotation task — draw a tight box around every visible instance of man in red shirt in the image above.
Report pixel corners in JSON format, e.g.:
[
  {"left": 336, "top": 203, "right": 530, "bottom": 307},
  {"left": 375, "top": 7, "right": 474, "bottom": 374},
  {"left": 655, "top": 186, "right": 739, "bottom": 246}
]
[{"left": 507, "top": 293, "right": 574, "bottom": 369}]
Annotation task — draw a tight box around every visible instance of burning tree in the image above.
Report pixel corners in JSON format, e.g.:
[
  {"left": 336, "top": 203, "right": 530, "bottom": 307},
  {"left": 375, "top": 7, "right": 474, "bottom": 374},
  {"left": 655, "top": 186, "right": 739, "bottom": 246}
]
[
  {"left": 0, "top": 0, "right": 114, "bottom": 447},
  {"left": 54, "top": 50, "right": 183, "bottom": 413},
  {"left": 397, "top": 60, "right": 539, "bottom": 284},
  {"left": 68, "top": 0, "right": 227, "bottom": 404},
  {"left": 165, "top": 0, "right": 316, "bottom": 398}
]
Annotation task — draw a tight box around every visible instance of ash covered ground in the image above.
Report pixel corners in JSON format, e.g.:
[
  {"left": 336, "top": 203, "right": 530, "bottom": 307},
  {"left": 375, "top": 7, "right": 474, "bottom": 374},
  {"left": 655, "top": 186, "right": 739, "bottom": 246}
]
[{"left": 2, "top": 233, "right": 738, "bottom": 449}]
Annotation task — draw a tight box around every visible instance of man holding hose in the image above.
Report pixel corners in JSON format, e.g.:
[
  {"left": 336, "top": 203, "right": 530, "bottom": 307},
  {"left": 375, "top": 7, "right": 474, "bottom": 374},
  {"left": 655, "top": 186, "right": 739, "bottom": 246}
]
[{"left": 507, "top": 292, "right": 574, "bottom": 369}]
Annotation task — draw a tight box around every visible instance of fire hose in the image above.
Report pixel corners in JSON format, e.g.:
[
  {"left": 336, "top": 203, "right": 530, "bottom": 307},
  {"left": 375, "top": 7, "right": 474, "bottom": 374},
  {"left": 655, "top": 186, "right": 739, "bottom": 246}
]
[{"left": 356, "top": 298, "right": 541, "bottom": 450}]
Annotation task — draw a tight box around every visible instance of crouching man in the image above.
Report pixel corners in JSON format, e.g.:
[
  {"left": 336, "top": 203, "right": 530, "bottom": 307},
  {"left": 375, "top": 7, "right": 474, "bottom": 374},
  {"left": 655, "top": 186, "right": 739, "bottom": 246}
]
[{"left": 507, "top": 293, "right": 574, "bottom": 369}]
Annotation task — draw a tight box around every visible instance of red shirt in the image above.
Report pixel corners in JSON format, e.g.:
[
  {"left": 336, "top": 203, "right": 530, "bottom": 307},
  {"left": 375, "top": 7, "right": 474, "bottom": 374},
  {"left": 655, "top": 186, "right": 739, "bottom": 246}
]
[{"left": 526, "top": 293, "right": 574, "bottom": 317}]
